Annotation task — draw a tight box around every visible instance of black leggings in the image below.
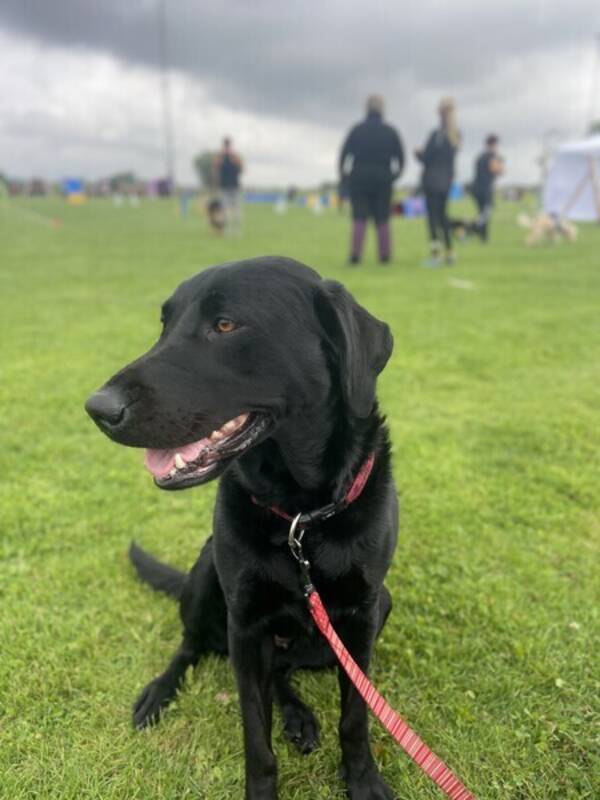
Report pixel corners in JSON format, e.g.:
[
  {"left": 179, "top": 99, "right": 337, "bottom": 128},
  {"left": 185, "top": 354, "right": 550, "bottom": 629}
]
[
  {"left": 424, "top": 189, "right": 451, "bottom": 249},
  {"left": 473, "top": 191, "right": 492, "bottom": 241}
]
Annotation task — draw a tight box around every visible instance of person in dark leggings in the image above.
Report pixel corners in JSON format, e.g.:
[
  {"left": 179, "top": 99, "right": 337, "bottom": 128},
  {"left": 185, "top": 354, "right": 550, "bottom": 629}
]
[
  {"left": 339, "top": 95, "right": 404, "bottom": 264},
  {"left": 471, "top": 134, "right": 504, "bottom": 242},
  {"left": 416, "top": 98, "right": 461, "bottom": 266}
]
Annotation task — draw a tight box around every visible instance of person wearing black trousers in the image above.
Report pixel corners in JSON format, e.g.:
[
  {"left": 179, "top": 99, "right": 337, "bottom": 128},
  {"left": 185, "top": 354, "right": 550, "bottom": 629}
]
[
  {"left": 471, "top": 134, "right": 504, "bottom": 242},
  {"left": 416, "top": 98, "right": 461, "bottom": 266},
  {"left": 339, "top": 95, "right": 404, "bottom": 265}
]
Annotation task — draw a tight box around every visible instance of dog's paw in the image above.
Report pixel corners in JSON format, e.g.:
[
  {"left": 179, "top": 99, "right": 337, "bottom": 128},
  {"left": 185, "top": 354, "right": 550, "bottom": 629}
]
[
  {"left": 132, "top": 676, "right": 177, "bottom": 730},
  {"left": 245, "top": 776, "right": 278, "bottom": 800},
  {"left": 282, "top": 702, "right": 320, "bottom": 754},
  {"left": 343, "top": 766, "right": 396, "bottom": 800}
]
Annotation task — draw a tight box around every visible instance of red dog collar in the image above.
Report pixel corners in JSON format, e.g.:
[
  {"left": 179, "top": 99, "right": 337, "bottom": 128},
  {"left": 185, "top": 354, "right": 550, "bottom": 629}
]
[{"left": 252, "top": 452, "right": 375, "bottom": 527}]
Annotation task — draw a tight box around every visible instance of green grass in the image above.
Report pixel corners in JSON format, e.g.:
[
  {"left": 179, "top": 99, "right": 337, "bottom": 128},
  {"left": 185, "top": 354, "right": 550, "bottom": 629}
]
[{"left": 1, "top": 196, "right": 599, "bottom": 799}]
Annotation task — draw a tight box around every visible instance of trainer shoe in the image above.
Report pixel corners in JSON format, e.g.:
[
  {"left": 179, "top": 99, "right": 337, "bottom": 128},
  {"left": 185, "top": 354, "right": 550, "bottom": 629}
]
[{"left": 445, "top": 252, "right": 457, "bottom": 266}]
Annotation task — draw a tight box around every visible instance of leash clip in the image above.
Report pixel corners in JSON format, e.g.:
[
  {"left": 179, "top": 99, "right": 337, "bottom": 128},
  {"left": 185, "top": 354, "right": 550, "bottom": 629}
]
[
  {"left": 288, "top": 513, "right": 306, "bottom": 561},
  {"left": 288, "top": 513, "right": 313, "bottom": 596}
]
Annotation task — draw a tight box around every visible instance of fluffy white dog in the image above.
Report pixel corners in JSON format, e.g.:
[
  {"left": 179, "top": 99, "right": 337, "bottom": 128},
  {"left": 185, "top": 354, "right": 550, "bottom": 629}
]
[{"left": 517, "top": 212, "right": 578, "bottom": 246}]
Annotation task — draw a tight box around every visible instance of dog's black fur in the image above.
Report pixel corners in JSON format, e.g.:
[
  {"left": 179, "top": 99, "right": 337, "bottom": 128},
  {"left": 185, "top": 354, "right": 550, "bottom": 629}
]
[{"left": 85, "top": 257, "right": 399, "bottom": 799}]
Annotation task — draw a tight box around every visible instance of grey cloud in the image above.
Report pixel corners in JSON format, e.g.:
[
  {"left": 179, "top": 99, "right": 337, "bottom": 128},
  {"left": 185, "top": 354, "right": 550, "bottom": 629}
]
[
  {"left": 1, "top": 0, "right": 598, "bottom": 127},
  {"left": 2, "top": 108, "right": 163, "bottom": 157},
  {"left": 1, "top": 1, "right": 599, "bottom": 184}
]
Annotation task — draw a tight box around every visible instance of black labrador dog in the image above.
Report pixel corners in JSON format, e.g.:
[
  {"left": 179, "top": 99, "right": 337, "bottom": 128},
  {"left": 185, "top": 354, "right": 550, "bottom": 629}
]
[{"left": 85, "top": 256, "right": 398, "bottom": 799}]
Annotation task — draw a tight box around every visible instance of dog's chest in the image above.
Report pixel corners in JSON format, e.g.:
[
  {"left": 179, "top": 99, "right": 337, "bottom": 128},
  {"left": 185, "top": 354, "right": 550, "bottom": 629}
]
[{"left": 232, "top": 553, "right": 369, "bottom": 637}]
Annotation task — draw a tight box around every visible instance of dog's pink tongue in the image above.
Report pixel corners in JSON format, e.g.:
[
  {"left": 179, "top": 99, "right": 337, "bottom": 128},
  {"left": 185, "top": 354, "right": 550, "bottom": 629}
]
[{"left": 144, "top": 437, "right": 211, "bottom": 478}]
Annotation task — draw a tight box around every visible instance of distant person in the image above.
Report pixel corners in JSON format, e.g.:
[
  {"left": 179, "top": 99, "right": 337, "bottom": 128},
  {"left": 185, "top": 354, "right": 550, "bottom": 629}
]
[
  {"left": 0, "top": 173, "right": 8, "bottom": 202},
  {"left": 178, "top": 187, "right": 197, "bottom": 220},
  {"left": 470, "top": 134, "right": 504, "bottom": 242},
  {"left": 416, "top": 98, "right": 461, "bottom": 266},
  {"left": 339, "top": 95, "right": 405, "bottom": 264},
  {"left": 213, "top": 137, "right": 243, "bottom": 235}
]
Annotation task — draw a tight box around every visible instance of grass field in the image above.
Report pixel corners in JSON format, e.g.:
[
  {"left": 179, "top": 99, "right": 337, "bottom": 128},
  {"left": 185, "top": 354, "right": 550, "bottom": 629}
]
[{"left": 1, "top": 196, "right": 599, "bottom": 800}]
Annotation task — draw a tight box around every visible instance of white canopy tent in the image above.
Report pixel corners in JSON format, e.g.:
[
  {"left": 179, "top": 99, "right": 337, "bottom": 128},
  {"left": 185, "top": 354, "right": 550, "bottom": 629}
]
[{"left": 543, "top": 135, "right": 600, "bottom": 222}]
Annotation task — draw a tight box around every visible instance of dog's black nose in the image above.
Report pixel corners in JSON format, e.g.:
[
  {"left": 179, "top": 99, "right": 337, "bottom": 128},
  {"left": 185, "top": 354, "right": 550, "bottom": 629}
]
[{"left": 85, "top": 387, "right": 128, "bottom": 428}]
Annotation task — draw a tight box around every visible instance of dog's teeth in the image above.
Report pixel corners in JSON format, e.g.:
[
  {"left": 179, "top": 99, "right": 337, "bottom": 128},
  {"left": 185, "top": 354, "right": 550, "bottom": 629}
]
[
  {"left": 174, "top": 453, "right": 186, "bottom": 470},
  {"left": 169, "top": 468, "right": 177, "bottom": 477},
  {"left": 223, "top": 420, "right": 237, "bottom": 432},
  {"left": 211, "top": 430, "right": 224, "bottom": 441}
]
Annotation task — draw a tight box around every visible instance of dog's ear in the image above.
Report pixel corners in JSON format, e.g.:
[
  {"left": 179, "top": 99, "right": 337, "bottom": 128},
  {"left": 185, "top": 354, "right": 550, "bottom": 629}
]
[{"left": 314, "top": 280, "right": 393, "bottom": 418}]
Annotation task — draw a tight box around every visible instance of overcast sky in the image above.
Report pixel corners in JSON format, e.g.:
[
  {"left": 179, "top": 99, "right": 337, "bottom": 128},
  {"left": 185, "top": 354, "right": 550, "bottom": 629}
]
[{"left": 1, "top": 0, "right": 599, "bottom": 186}]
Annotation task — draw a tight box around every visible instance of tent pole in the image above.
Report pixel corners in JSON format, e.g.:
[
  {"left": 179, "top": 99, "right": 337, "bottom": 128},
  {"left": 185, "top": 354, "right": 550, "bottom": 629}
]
[{"left": 561, "top": 169, "right": 590, "bottom": 217}]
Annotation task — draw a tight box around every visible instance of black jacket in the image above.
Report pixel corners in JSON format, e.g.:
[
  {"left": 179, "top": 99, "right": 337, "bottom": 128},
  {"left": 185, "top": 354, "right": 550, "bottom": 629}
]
[
  {"left": 340, "top": 112, "right": 404, "bottom": 186},
  {"left": 471, "top": 151, "right": 500, "bottom": 202},
  {"left": 417, "top": 129, "right": 458, "bottom": 193}
]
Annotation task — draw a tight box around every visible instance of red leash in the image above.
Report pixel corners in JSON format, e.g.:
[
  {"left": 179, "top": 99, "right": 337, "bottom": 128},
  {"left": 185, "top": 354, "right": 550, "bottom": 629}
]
[
  {"left": 286, "top": 512, "right": 477, "bottom": 800},
  {"left": 307, "top": 589, "right": 476, "bottom": 800}
]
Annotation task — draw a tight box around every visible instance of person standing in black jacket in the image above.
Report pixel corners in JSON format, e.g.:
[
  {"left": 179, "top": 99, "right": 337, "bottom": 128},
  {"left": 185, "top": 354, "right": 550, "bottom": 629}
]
[
  {"left": 470, "top": 134, "right": 504, "bottom": 242},
  {"left": 339, "top": 95, "right": 404, "bottom": 264},
  {"left": 213, "top": 137, "right": 244, "bottom": 235},
  {"left": 416, "top": 98, "right": 461, "bottom": 266}
]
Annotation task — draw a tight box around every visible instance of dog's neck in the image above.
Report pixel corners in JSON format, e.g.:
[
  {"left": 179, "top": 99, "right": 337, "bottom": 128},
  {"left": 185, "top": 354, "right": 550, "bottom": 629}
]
[{"left": 231, "top": 398, "right": 384, "bottom": 512}]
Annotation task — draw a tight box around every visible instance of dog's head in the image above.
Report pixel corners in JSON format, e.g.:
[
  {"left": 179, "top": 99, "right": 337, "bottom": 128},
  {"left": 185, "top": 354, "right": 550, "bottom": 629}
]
[{"left": 85, "top": 256, "right": 392, "bottom": 490}]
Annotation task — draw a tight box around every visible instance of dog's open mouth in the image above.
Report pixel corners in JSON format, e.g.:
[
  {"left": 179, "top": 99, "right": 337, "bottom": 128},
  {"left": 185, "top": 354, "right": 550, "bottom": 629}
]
[{"left": 145, "top": 412, "right": 272, "bottom": 490}]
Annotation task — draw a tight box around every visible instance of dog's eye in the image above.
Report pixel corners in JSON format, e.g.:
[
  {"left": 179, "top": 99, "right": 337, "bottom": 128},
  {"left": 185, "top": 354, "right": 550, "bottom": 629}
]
[{"left": 214, "top": 318, "right": 237, "bottom": 334}]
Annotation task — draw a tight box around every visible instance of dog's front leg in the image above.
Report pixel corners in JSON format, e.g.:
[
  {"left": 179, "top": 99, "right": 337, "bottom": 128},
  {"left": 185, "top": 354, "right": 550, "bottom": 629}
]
[
  {"left": 337, "top": 607, "right": 394, "bottom": 800},
  {"left": 229, "top": 618, "right": 278, "bottom": 800}
]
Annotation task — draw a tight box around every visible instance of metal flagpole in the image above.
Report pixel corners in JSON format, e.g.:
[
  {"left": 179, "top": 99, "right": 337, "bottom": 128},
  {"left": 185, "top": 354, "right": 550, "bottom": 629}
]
[{"left": 158, "top": 0, "right": 176, "bottom": 190}]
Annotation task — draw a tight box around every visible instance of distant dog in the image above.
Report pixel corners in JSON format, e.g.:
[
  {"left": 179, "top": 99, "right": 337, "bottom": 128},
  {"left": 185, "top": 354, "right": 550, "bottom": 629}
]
[
  {"left": 517, "top": 212, "right": 578, "bottom": 246},
  {"left": 207, "top": 197, "right": 226, "bottom": 233},
  {"left": 449, "top": 217, "right": 483, "bottom": 241}
]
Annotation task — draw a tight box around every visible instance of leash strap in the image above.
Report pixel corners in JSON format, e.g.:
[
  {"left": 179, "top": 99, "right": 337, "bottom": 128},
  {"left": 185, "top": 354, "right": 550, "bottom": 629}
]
[
  {"left": 306, "top": 590, "right": 476, "bottom": 800},
  {"left": 287, "top": 515, "right": 476, "bottom": 800}
]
